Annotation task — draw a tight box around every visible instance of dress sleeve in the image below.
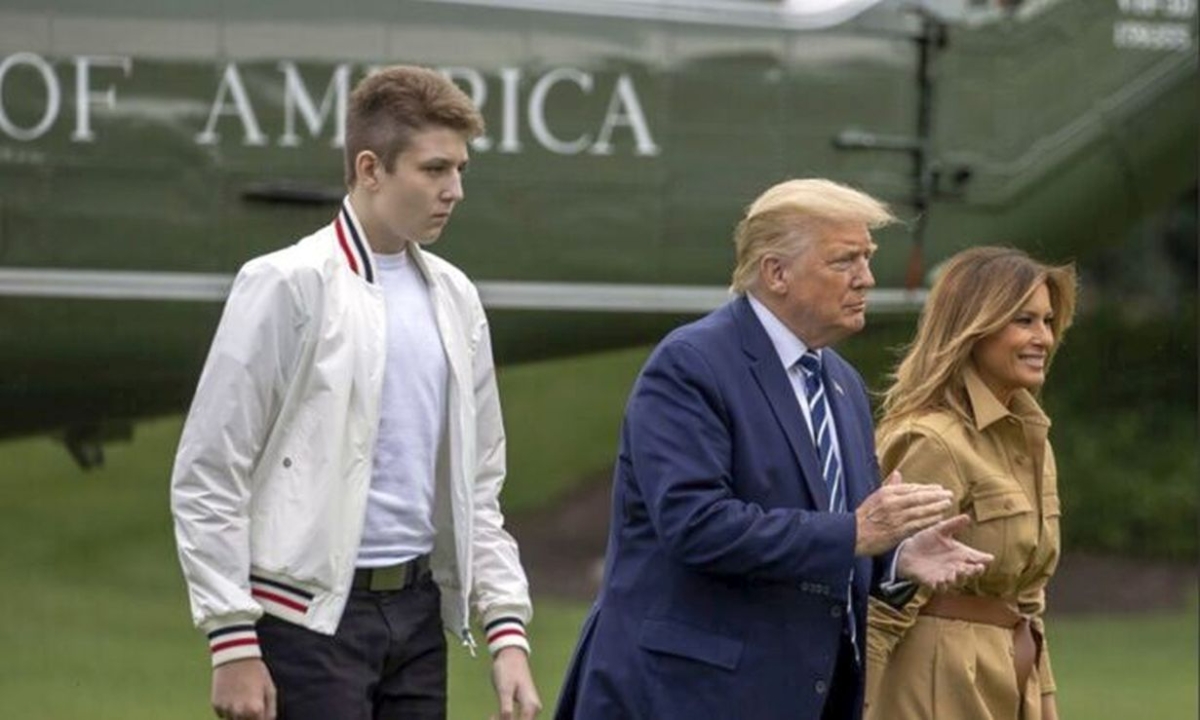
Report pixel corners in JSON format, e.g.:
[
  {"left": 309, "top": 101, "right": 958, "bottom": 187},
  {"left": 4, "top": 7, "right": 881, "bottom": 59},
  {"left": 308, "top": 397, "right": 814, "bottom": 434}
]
[{"left": 866, "top": 425, "right": 967, "bottom": 702}]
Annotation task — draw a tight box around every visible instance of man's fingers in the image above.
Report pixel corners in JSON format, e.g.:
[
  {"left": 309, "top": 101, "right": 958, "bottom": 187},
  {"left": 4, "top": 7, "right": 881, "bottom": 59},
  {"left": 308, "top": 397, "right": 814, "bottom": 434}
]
[
  {"left": 519, "top": 699, "right": 540, "bottom": 720},
  {"left": 897, "top": 497, "right": 953, "bottom": 527},
  {"left": 965, "top": 562, "right": 989, "bottom": 576},
  {"left": 881, "top": 481, "right": 951, "bottom": 498},
  {"left": 517, "top": 688, "right": 543, "bottom": 720},
  {"left": 883, "top": 470, "right": 902, "bottom": 486},
  {"left": 264, "top": 681, "right": 277, "bottom": 720},
  {"left": 934, "top": 513, "right": 972, "bottom": 536},
  {"left": 941, "top": 556, "right": 989, "bottom": 586},
  {"left": 882, "top": 504, "right": 952, "bottom": 544},
  {"left": 878, "top": 486, "right": 954, "bottom": 515},
  {"left": 497, "top": 690, "right": 515, "bottom": 720},
  {"left": 900, "top": 487, "right": 954, "bottom": 506},
  {"left": 902, "top": 509, "right": 950, "bottom": 536},
  {"left": 870, "top": 486, "right": 952, "bottom": 519},
  {"left": 962, "top": 547, "right": 994, "bottom": 564}
]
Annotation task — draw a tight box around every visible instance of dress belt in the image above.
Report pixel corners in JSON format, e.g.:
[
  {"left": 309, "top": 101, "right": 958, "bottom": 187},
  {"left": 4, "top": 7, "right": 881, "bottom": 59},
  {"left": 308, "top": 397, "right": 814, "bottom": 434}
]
[{"left": 920, "top": 593, "right": 1041, "bottom": 699}]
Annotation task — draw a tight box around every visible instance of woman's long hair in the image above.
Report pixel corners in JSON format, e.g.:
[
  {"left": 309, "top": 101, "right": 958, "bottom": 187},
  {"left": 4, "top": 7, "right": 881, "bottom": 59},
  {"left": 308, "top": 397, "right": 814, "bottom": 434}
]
[{"left": 878, "top": 246, "right": 1078, "bottom": 434}]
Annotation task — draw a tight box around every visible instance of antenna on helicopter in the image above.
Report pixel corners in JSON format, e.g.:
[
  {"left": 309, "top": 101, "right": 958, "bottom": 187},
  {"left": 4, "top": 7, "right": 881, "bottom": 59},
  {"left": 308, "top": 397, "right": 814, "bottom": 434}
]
[{"left": 832, "top": 8, "right": 964, "bottom": 290}]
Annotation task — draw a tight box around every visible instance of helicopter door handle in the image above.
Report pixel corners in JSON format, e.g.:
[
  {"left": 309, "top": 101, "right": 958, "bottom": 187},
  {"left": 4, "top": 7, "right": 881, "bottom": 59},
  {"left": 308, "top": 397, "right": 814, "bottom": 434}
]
[{"left": 240, "top": 182, "right": 342, "bottom": 206}]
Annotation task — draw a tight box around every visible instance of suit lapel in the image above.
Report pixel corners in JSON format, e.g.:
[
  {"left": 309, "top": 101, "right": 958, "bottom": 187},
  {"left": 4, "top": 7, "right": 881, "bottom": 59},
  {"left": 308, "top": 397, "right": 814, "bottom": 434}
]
[{"left": 733, "top": 298, "right": 831, "bottom": 510}]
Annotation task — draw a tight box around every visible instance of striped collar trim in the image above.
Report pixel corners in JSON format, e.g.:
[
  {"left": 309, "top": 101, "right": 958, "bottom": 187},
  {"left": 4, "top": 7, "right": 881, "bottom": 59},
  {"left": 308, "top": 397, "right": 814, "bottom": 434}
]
[{"left": 333, "top": 198, "right": 378, "bottom": 284}]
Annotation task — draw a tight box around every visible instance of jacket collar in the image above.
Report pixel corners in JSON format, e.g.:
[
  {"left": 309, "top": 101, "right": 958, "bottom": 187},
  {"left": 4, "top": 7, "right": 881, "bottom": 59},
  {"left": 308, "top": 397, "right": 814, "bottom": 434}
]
[
  {"left": 733, "top": 294, "right": 776, "bottom": 362},
  {"left": 332, "top": 197, "right": 379, "bottom": 285},
  {"left": 963, "top": 364, "right": 1050, "bottom": 431},
  {"left": 333, "top": 197, "right": 440, "bottom": 288},
  {"left": 732, "top": 294, "right": 832, "bottom": 510},
  {"left": 745, "top": 292, "right": 819, "bottom": 371}
]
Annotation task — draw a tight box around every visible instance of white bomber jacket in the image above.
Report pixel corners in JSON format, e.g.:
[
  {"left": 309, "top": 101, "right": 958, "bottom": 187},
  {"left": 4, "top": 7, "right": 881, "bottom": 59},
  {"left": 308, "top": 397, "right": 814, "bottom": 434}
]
[{"left": 171, "top": 200, "right": 532, "bottom": 667}]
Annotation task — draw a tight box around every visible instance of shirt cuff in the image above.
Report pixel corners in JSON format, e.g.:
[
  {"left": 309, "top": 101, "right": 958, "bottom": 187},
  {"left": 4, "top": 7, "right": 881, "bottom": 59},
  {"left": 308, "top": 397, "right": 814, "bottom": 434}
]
[{"left": 878, "top": 539, "right": 917, "bottom": 607}]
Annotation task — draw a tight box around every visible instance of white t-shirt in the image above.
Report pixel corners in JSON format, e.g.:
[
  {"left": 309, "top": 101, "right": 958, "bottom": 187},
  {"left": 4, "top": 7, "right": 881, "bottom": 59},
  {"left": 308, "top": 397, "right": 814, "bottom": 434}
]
[{"left": 356, "top": 249, "right": 447, "bottom": 567}]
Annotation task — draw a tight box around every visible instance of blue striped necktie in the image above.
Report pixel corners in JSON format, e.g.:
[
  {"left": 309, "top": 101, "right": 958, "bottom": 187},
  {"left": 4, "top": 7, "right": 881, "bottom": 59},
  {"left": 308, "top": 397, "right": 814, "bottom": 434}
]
[
  {"left": 797, "top": 349, "right": 858, "bottom": 661},
  {"left": 797, "top": 350, "right": 845, "bottom": 513}
]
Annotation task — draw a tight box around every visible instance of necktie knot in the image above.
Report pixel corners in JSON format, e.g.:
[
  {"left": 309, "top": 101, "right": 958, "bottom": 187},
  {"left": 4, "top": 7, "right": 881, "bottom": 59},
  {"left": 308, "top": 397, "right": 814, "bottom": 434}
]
[{"left": 797, "top": 350, "right": 822, "bottom": 376}]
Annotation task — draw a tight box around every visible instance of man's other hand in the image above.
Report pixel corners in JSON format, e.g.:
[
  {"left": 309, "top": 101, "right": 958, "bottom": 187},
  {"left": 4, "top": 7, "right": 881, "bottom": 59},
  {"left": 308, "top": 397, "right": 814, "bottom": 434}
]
[
  {"left": 491, "top": 646, "right": 542, "bottom": 720},
  {"left": 854, "top": 471, "right": 953, "bottom": 556},
  {"left": 897, "top": 514, "right": 993, "bottom": 590},
  {"left": 212, "top": 658, "right": 276, "bottom": 720}
]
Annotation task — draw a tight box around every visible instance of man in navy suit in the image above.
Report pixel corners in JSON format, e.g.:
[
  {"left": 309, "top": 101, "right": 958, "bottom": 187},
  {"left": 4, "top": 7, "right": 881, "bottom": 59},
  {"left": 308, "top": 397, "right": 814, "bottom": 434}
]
[{"left": 555, "top": 179, "right": 992, "bottom": 720}]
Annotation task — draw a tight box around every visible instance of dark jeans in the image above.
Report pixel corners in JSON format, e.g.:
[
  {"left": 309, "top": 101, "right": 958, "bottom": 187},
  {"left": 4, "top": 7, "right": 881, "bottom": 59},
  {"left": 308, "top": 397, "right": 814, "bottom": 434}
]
[{"left": 258, "top": 574, "right": 447, "bottom": 720}]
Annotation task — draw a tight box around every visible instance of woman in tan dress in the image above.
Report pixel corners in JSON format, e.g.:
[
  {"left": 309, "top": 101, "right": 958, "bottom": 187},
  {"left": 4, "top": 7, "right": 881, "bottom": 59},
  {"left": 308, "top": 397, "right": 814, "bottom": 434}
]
[{"left": 865, "top": 247, "right": 1077, "bottom": 720}]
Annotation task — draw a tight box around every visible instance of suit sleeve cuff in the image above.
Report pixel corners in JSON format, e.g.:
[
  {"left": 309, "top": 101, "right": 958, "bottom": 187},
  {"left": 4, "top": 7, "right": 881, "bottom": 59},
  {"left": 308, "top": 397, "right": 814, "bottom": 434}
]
[
  {"left": 207, "top": 623, "right": 262, "bottom": 667},
  {"left": 484, "top": 617, "right": 530, "bottom": 656}
]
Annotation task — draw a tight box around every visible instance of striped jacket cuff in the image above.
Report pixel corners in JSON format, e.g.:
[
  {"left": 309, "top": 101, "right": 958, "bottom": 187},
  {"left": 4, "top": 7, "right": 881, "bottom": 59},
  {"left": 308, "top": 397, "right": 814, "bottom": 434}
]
[
  {"left": 207, "top": 624, "right": 261, "bottom": 667},
  {"left": 484, "top": 617, "right": 530, "bottom": 656},
  {"left": 249, "top": 575, "right": 313, "bottom": 623}
]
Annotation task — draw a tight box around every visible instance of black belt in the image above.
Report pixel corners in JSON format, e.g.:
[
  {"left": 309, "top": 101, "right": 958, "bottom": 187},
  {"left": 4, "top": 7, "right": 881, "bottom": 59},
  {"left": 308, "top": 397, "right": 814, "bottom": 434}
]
[{"left": 352, "top": 555, "right": 431, "bottom": 592}]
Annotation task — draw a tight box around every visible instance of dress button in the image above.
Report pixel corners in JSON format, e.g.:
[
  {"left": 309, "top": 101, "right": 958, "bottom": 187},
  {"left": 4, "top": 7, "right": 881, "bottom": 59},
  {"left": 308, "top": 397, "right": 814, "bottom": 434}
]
[
  {"left": 282, "top": 457, "right": 293, "bottom": 468},
  {"left": 815, "top": 680, "right": 828, "bottom": 695}
]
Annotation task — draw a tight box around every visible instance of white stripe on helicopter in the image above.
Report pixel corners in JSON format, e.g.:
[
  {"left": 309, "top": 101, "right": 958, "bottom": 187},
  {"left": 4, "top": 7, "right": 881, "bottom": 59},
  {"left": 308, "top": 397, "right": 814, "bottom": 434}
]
[{"left": 0, "top": 267, "right": 927, "bottom": 313}]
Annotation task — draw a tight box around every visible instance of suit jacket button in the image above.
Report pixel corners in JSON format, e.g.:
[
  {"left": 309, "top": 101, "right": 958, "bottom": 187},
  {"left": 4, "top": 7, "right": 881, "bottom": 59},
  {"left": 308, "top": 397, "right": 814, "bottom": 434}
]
[
  {"left": 815, "top": 680, "right": 828, "bottom": 695},
  {"left": 831, "top": 605, "right": 843, "bottom": 618}
]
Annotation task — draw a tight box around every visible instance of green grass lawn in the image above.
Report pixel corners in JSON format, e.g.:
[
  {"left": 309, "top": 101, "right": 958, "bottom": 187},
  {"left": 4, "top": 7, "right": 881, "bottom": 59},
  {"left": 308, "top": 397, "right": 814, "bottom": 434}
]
[
  {"left": 487, "top": 346, "right": 652, "bottom": 513},
  {"left": 0, "top": 346, "right": 1195, "bottom": 719},
  {"left": 1049, "top": 602, "right": 1198, "bottom": 720}
]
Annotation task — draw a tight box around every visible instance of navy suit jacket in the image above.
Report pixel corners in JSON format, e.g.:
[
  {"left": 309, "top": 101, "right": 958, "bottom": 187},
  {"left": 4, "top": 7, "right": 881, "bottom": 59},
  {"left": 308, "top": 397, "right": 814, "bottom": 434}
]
[{"left": 555, "top": 296, "right": 895, "bottom": 720}]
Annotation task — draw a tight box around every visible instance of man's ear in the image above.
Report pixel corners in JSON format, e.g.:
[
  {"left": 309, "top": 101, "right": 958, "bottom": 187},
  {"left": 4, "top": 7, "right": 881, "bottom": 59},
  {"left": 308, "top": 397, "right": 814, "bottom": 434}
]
[
  {"left": 759, "top": 255, "right": 788, "bottom": 296},
  {"left": 355, "top": 150, "right": 381, "bottom": 190}
]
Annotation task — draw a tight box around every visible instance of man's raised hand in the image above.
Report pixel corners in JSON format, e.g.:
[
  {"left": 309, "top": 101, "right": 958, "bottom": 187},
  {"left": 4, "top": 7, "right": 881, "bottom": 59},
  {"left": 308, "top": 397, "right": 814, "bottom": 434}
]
[{"left": 854, "top": 471, "right": 953, "bottom": 556}]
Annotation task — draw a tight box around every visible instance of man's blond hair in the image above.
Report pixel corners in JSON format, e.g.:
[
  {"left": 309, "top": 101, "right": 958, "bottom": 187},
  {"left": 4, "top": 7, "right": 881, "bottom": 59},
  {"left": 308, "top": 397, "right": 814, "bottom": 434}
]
[{"left": 730, "top": 179, "right": 897, "bottom": 294}]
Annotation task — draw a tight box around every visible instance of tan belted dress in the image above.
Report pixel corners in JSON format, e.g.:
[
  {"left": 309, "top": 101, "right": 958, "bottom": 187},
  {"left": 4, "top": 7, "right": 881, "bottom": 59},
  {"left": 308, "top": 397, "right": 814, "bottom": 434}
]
[{"left": 865, "top": 368, "right": 1061, "bottom": 720}]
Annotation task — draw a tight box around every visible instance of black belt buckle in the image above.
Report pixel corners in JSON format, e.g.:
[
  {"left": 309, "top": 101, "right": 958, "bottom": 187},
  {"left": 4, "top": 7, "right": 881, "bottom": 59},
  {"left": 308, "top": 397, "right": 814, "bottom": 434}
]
[{"left": 354, "top": 556, "right": 429, "bottom": 592}]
